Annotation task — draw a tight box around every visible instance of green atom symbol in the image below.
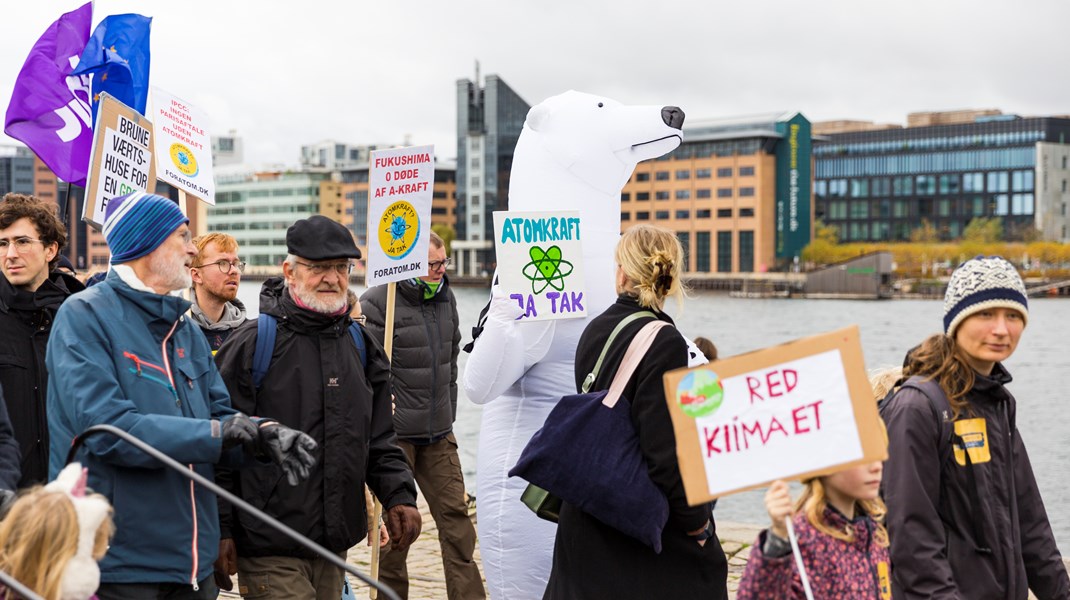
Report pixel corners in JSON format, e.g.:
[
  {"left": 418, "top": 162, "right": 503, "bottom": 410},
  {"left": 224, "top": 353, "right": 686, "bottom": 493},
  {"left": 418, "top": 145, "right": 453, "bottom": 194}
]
[{"left": 521, "top": 245, "right": 574, "bottom": 294}]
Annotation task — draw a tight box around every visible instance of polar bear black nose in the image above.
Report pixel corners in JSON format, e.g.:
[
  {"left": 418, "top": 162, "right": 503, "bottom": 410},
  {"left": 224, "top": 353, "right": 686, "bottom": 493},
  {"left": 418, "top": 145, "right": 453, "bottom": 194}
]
[{"left": 662, "top": 106, "right": 685, "bottom": 129}]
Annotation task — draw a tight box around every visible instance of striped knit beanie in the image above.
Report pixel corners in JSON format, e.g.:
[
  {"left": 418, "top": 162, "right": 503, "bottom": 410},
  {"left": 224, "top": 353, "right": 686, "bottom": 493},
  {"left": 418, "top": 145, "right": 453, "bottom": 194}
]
[
  {"left": 102, "top": 192, "right": 188, "bottom": 264},
  {"left": 943, "top": 256, "right": 1028, "bottom": 336}
]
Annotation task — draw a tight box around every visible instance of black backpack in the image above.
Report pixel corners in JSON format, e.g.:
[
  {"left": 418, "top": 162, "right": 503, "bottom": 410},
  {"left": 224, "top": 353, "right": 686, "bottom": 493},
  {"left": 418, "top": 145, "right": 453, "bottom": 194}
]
[{"left": 878, "top": 376, "right": 992, "bottom": 554}]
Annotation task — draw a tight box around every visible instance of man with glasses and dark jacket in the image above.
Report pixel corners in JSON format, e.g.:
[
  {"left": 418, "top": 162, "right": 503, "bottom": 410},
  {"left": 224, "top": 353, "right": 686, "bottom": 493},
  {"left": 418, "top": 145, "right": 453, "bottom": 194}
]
[
  {"left": 189, "top": 233, "right": 248, "bottom": 353},
  {"left": 362, "top": 231, "right": 484, "bottom": 599},
  {"left": 0, "top": 193, "right": 84, "bottom": 487}
]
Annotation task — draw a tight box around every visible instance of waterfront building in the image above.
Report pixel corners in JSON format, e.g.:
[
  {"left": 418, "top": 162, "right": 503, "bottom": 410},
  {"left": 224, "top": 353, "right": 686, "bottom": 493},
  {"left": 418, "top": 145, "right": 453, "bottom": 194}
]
[
  {"left": 210, "top": 169, "right": 330, "bottom": 270},
  {"left": 621, "top": 112, "right": 814, "bottom": 274},
  {"left": 813, "top": 110, "right": 1070, "bottom": 243},
  {"left": 454, "top": 73, "right": 529, "bottom": 277},
  {"left": 0, "top": 145, "right": 34, "bottom": 195},
  {"left": 211, "top": 130, "right": 244, "bottom": 166},
  {"left": 300, "top": 140, "right": 392, "bottom": 171}
]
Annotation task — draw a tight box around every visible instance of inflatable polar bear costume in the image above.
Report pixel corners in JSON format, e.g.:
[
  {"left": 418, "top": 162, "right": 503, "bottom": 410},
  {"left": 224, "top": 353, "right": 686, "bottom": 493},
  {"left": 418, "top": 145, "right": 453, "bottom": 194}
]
[{"left": 463, "top": 90, "right": 685, "bottom": 599}]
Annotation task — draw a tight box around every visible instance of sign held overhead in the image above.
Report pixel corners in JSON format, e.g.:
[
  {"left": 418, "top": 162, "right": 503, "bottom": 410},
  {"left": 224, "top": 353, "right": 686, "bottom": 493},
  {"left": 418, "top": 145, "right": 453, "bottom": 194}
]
[
  {"left": 365, "top": 145, "right": 434, "bottom": 287},
  {"left": 81, "top": 93, "right": 156, "bottom": 229}
]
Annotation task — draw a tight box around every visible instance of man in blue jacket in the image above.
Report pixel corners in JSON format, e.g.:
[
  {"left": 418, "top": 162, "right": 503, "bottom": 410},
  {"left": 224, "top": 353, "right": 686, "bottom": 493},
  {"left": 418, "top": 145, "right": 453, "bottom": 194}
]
[{"left": 47, "top": 192, "right": 316, "bottom": 599}]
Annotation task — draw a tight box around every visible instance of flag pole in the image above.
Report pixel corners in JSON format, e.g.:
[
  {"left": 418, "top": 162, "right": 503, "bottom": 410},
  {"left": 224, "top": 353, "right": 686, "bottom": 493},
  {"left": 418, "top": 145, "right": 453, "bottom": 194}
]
[{"left": 369, "top": 281, "right": 397, "bottom": 599}]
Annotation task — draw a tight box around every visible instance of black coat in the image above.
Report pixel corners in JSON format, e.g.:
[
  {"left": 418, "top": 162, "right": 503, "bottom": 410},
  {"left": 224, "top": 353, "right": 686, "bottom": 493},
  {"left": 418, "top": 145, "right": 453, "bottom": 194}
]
[
  {"left": 0, "top": 271, "right": 83, "bottom": 486},
  {"left": 360, "top": 276, "right": 460, "bottom": 441},
  {"left": 214, "top": 278, "right": 416, "bottom": 557},
  {"left": 882, "top": 363, "right": 1070, "bottom": 599},
  {"left": 543, "top": 295, "right": 728, "bottom": 600}
]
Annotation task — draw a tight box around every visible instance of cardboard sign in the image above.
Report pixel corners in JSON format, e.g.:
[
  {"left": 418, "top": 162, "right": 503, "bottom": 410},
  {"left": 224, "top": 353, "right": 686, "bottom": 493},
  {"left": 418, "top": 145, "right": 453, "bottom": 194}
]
[
  {"left": 81, "top": 94, "right": 156, "bottom": 229},
  {"left": 366, "top": 145, "right": 434, "bottom": 287},
  {"left": 663, "top": 326, "right": 886, "bottom": 504},
  {"left": 492, "top": 210, "right": 587, "bottom": 321},
  {"left": 151, "top": 88, "right": 215, "bottom": 204}
]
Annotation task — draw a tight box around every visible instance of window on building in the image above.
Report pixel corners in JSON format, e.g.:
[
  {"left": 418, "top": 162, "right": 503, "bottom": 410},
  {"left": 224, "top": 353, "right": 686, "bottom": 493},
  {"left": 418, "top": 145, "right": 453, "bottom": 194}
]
[
  {"left": 696, "top": 189, "right": 712, "bottom": 199},
  {"left": 739, "top": 166, "right": 755, "bottom": 177},
  {"left": 994, "top": 194, "right": 1009, "bottom": 215},
  {"left": 829, "top": 179, "right": 848, "bottom": 197},
  {"left": 916, "top": 176, "right": 936, "bottom": 194},
  {"left": 676, "top": 189, "right": 691, "bottom": 200},
  {"left": 738, "top": 231, "right": 754, "bottom": 273},
  {"left": 656, "top": 191, "right": 670, "bottom": 200},
  {"left": 893, "top": 176, "right": 912, "bottom": 196},
  {"left": 636, "top": 192, "right": 650, "bottom": 201},
  {"left": 1012, "top": 170, "right": 1034, "bottom": 192},
  {"left": 471, "top": 176, "right": 480, "bottom": 187},
  {"left": 739, "top": 208, "right": 755, "bottom": 217},
  {"left": 850, "top": 179, "right": 869, "bottom": 198},
  {"left": 987, "top": 172, "right": 1009, "bottom": 192},
  {"left": 655, "top": 210, "right": 670, "bottom": 220},
  {"left": 739, "top": 187, "right": 755, "bottom": 197},
  {"left": 697, "top": 209, "right": 711, "bottom": 218},
  {"left": 621, "top": 193, "right": 630, "bottom": 202},
  {"left": 471, "top": 194, "right": 480, "bottom": 206},
  {"left": 676, "top": 170, "right": 691, "bottom": 180},
  {"left": 962, "top": 172, "right": 983, "bottom": 192},
  {"left": 717, "top": 208, "right": 732, "bottom": 218},
  {"left": 938, "top": 175, "right": 959, "bottom": 195},
  {"left": 655, "top": 171, "right": 670, "bottom": 181},
  {"left": 717, "top": 232, "right": 732, "bottom": 273},
  {"left": 621, "top": 212, "right": 631, "bottom": 221},
  {"left": 696, "top": 168, "right": 712, "bottom": 179},
  {"left": 814, "top": 180, "right": 828, "bottom": 198},
  {"left": 471, "top": 213, "right": 481, "bottom": 224},
  {"left": 717, "top": 188, "right": 733, "bottom": 198},
  {"left": 696, "top": 231, "right": 711, "bottom": 272},
  {"left": 850, "top": 201, "right": 869, "bottom": 219},
  {"left": 636, "top": 211, "right": 650, "bottom": 220},
  {"left": 678, "top": 232, "right": 691, "bottom": 271},
  {"left": 717, "top": 167, "right": 733, "bottom": 178},
  {"left": 1062, "top": 179, "right": 1067, "bottom": 193},
  {"left": 938, "top": 199, "right": 951, "bottom": 217},
  {"left": 877, "top": 199, "right": 891, "bottom": 218},
  {"left": 676, "top": 210, "right": 690, "bottom": 219},
  {"left": 636, "top": 172, "right": 650, "bottom": 182}
]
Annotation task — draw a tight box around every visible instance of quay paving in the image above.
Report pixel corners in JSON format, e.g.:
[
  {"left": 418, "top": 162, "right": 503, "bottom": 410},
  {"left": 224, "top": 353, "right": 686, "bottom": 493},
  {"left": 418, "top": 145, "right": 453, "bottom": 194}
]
[{"left": 221, "top": 493, "right": 1069, "bottom": 599}]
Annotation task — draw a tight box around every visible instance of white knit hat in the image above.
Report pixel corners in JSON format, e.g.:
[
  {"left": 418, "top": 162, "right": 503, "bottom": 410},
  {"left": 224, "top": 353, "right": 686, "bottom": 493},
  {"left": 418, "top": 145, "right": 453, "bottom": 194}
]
[{"left": 943, "top": 256, "right": 1028, "bottom": 337}]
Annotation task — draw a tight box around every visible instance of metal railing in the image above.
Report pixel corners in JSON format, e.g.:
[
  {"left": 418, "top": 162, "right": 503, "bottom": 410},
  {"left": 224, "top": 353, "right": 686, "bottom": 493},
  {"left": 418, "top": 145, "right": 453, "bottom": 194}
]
[
  {"left": 67, "top": 424, "right": 400, "bottom": 600},
  {"left": 0, "top": 570, "right": 45, "bottom": 600}
]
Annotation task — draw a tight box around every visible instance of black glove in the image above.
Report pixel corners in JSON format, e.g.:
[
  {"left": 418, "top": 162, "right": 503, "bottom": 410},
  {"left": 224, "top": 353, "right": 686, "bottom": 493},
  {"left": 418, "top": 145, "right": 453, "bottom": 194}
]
[
  {"left": 220, "top": 413, "right": 258, "bottom": 451},
  {"left": 258, "top": 421, "right": 318, "bottom": 485}
]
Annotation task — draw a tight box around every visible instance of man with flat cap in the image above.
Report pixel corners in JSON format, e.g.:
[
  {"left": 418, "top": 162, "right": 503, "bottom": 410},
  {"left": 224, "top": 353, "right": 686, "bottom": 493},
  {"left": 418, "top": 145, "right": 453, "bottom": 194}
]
[
  {"left": 46, "top": 191, "right": 316, "bottom": 598},
  {"left": 215, "top": 215, "right": 421, "bottom": 598}
]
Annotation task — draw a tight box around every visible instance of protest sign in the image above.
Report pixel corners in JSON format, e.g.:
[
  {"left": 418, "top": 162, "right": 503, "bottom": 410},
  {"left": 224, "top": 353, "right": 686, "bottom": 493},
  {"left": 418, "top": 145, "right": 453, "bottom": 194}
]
[
  {"left": 492, "top": 210, "right": 587, "bottom": 321},
  {"left": 151, "top": 88, "right": 214, "bottom": 203},
  {"left": 366, "top": 145, "right": 434, "bottom": 287},
  {"left": 662, "top": 326, "right": 886, "bottom": 504},
  {"left": 81, "top": 93, "right": 155, "bottom": 229}
]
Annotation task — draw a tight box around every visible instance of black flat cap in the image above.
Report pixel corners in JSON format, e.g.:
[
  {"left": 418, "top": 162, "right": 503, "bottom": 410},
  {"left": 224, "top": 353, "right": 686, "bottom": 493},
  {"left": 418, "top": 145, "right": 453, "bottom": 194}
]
[{"left": 286, "top": 215, "right": 362, "bottom": 260}]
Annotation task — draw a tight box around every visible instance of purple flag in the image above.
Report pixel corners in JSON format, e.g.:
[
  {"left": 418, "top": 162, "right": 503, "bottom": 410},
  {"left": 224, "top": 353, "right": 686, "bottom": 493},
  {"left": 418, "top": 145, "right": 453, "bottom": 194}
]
[{"left": 3, "top": 3, "right": 94, "bottom": 186}]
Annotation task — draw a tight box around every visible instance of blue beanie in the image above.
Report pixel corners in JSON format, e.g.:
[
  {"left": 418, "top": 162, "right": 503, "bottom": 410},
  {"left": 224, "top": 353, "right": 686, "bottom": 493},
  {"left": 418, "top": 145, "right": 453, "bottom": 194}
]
[
  {"left": 943, "top": 256, "right": 1028, "bottom": 336},
  {"left": 102, "top": 192, "right": 189, "bottom": 264}
]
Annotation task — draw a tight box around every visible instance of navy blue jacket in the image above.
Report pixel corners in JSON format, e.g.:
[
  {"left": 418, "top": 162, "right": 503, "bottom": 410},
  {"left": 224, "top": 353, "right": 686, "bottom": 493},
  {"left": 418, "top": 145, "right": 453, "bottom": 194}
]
[{"left": 47, "top": 269, "right": 237, "bottom": 586}]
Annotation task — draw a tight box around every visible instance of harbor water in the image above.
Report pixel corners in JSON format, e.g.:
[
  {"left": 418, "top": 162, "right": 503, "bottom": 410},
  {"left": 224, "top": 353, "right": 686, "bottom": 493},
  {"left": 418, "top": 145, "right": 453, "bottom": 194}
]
[{"left": 237, "top": 281, "right": 1070, "bottom": 550}]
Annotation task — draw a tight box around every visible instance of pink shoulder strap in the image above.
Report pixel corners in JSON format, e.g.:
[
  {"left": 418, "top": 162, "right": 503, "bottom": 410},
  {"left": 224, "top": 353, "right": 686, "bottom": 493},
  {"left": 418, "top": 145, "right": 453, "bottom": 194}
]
[{"left": 602, "top": 320, "right": 670, "bottom": 408}]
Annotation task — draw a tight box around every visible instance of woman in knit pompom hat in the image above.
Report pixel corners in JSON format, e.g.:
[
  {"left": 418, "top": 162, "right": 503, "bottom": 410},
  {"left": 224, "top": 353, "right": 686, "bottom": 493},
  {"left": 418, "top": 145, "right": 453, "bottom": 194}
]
[{"left": 880, "top": 256, "right": 1069, "bottom": 599}]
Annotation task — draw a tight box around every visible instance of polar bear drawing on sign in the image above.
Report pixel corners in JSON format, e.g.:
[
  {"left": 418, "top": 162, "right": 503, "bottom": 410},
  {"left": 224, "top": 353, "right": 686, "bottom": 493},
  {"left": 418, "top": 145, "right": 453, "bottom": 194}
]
[{"left": 463, "top": 90, "right": 685, "bottom": 599}]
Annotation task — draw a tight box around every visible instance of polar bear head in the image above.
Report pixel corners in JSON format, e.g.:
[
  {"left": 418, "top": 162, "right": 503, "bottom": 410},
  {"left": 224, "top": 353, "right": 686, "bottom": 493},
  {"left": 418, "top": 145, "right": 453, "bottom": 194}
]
[{"left": 522, "top": 90, "right": 685, "bottom": 195}]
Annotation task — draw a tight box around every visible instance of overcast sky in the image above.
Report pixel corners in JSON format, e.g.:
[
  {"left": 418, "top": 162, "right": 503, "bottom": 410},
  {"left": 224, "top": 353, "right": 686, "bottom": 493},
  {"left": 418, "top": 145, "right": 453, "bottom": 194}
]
[{"left": 2, "top": 0, "right": 1067, "bottom": 167}]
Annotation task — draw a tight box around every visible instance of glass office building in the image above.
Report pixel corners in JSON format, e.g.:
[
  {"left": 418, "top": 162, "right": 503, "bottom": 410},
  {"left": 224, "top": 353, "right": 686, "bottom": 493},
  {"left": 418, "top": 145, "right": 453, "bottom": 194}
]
[{"left": 814, "top": 115, "right": 1070, "bottom": 242}]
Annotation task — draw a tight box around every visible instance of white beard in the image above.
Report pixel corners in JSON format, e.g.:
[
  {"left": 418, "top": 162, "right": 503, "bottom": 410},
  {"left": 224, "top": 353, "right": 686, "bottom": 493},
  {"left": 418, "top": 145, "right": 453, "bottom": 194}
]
[
  {"left": 291, "top": 282, "right": 347, "bottom": 314},
  {"left": 149, "top": 251, "right": 191, "bottom": 292}
]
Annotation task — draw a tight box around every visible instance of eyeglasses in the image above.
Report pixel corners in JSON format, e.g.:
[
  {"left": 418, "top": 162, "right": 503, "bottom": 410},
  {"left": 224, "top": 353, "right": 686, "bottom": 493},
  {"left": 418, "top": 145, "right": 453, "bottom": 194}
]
[
  {"left": 429, "top": 257, "right": 452, "bottom": 271},
  {"left": 0, "top": 237, "right": 45, "bottom": 253},
  {"left": 192, "top": 259, "right": 246, "bottom": 274},
  {"left": 295, "top": 261, "right": 354, "bottom": 276}
]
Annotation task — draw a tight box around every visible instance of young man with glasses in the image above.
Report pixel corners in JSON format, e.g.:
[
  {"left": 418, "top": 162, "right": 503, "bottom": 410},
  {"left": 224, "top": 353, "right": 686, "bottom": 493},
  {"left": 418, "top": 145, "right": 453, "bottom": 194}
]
[
  {"left": 215, "top": 215, "right": 420, "bottom": 598},
  {"left": 361, "top": 231, "right": 485, "bottom": 599},
  {"left": 189, "top": 233, "right": 248, "bottom": 353},
  {"left": 0, "top": 193, "right": 84, "bottom": 487}
]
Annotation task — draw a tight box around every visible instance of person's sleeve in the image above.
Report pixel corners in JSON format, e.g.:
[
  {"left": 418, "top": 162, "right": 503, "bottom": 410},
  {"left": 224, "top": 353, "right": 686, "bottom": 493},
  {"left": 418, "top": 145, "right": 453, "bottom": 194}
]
[
  {"left": 736, "top": 530, "right": 802, "bottom": 600},
  {"left": 0, "top": 390, "right": 21, "bottom": 491},
  {"left": 363, "top": 336, "right": 417, "bottom": 509},
  {"left": 450, "top": 294, "right": 460, "bottom": 420},
  {"left": 1013, "top": 432, "right": 1070, "bottom": 598},
  {"left": 633, "top": 328, "right": 709, "bottom": 532},
  {"left": 47, "top": 304, "right": 222, "bottom": 469},
  {"left": 359, "top": 289, "right": 387, "bottom": 347},
  {"left": 213, "top": 323, "right": 260, "bottom": 538},
  {"left": 882, "top": 387, "right": 960, "bottom": 599}
]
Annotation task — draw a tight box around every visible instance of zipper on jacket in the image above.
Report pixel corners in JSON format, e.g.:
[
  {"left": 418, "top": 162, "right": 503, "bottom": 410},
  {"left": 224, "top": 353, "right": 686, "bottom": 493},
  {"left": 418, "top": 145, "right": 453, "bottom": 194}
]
[
  {"left": 124, "top": 351, "right": 180, "bottom": 404},
  {"left": 189, "top": 465, "right": 199, "bottom": 590},
  {"left": 422, "top": 303, "right": 440, "bottom": 441}
]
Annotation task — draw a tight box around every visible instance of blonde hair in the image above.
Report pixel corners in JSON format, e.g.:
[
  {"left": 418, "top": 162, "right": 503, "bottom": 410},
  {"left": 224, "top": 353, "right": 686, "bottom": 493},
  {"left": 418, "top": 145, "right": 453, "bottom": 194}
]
[
  {"left": 192, "top": 232, "right": 238, "bottom": 265},
  {"left": 0, "top": 488, "right": 113, "bottom": 600},
  {"left": 615, "top": 225, "right": 686, "bottom": 311}
]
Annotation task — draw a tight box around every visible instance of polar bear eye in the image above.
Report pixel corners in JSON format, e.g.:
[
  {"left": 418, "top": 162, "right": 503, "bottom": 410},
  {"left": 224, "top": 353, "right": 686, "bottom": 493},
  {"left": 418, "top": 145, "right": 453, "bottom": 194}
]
[{"left": 597, "top": 102, "right": 604, "bottom": 108}]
